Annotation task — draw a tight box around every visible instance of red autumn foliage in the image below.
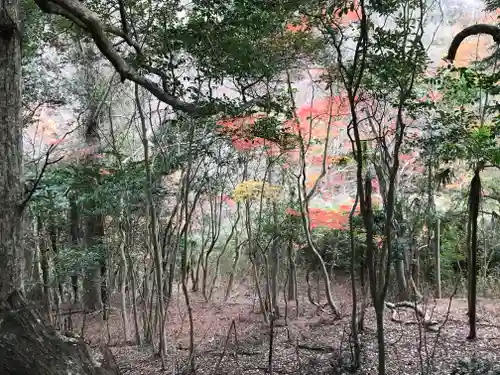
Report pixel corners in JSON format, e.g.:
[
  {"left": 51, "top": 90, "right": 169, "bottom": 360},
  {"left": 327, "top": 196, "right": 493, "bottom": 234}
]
[
  {"left": 216, "top": 95, "right": 350, "bottom": 158},
  {"left": 419, "top": 89, "right": 442, "bottom": 103},
  {"left": 221, "top": 194, "right": 237, "bottom": 208},
  {"left": 286, "top": 203, "right": 359, "bottom": 230},
  {"left": 286, "top": 16, "right": 309, "bottom": 32},
  {"left": 297, "top": 96, "right": 350, "bottom": 122},
  {"left": 216, "top": 115, "right": 278, "bottom": 152}
]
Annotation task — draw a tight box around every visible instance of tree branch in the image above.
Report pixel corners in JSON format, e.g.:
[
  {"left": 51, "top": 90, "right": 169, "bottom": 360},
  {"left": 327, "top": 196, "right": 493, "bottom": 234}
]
[
  {"left": 446, "top": 24, "right": 500, "bottom": 62},
  {"left": 19, "top": 146, "right": 64, "bottom": 213},
  {"left": 35, "top": 0, "right": 265, "bottom": 117}
]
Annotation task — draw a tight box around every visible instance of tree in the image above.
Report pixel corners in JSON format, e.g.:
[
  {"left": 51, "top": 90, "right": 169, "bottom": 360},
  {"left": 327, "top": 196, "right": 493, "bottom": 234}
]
[
  {"left": 297, "top": 0, "right": 429, "bottom": 373},
  {"left": 419, "top": 58, "right": 500, "bottom": 339},
  {"left": 0, "top": 0, "right": 23, "bottom": 300}
]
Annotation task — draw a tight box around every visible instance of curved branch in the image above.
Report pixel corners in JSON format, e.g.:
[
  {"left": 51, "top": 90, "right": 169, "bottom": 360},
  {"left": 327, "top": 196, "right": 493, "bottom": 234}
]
[
  {"left": 35, "top": 0, "right": 266, "bottom": 117},
  {"left": 446, "top": 24, "right": 500, "bottom": 62}
]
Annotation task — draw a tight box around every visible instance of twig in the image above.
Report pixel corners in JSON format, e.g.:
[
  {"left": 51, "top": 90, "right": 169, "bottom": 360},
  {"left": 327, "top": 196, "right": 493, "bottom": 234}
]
[{"left": 19, "top": 145, "right": 63, "bottom": 212}]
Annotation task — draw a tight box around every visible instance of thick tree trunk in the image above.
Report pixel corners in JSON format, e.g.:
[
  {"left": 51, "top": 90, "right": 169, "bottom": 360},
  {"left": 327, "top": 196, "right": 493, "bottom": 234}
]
[
  {"left": 0, "top": 291, "right": 121, "bottom": 375},
  {"left": 0, "top": 0, "right": 23, "bottom": 300},
  {"left": 83, "top": 198, "right": 105, "bottom": 313},
  {"left": 0, "top": 4, "right": 121, "bottom": 373},
  {"left": 394, "top": 258, "right": 410, "bottom": 301}
]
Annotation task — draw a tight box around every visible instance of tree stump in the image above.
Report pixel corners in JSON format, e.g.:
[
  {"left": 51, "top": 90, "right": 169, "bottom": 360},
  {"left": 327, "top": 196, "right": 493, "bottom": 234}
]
[{"left": 0, "top": 291, "right": 119, "bottom": 375}]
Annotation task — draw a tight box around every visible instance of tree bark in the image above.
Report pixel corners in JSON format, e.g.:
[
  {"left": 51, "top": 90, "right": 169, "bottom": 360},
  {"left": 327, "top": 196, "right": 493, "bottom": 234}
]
[
  {"left": 0, "top": 291, "right": 118, "bottom": 375},
  {"left": 0, "top": 3, "right": 119, "bottom": 373},
  {"left": 467, "top": 168, "right": 481, "bottom": 340},
  {"left": 435, "top": 218, "right": 442, "bottom": 299},
  {"left": 69, "top": 196, "right": 80, "bottom": 304},
  {"left": 394, "top": 258, "right": 410, "bottom": 301},
  {"left": 0, "top": 0, "right": 23, "bottom": 300},
  {"left": 118, "top": 199, "right": 130, "bottom": 343},
  {"left": 286, "top": 239, "right": 297, "bottom": 301},
  {"left": 83, "top": 213, "right": 103, "bottom": 312}
]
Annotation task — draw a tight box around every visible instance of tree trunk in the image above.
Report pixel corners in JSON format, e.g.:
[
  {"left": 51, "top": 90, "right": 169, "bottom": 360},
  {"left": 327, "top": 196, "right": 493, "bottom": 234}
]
[
  {"left": 270, "top": 202, "right": 280, "bottom": 316},
  {"left": 48, "top": 222, "right": 63, "bottom": 326},
  {"left": 30, "top": 217, "right": 44, "bottom": 302},
  {"left": 0, "top": 291, "right": 119, "bottom": 375},
  {"left": 287, "top": 239, "right": 296, "bottom": 301},
  {"left": 0, "top": 3, "right": 119, "bottom": 373},
  {"left": 83, "top": 213, "right": 103, "bottom": 312},
  {"left": 82, "top": 147, "right": 105, "bottom": 314},
  {"left": 224, "top": 235, "right": 241, "bottom": 301},
  {"left": 467, "top": 169, "right": 481, "bottom": 340},
  {"left": 126, "top": 245, "right": 142, "bottom": 345},
  {"left": 394, "top": 258, "right": 410, "bottom": 301},
  {"left": 0, "top": 0, "right": 22, "bottom": 300},
  {"left": 39, "top": 219, "right": 52, "bottom": 323},
  {"left": 118, "top": 201, "right": 130, "bottom": 343},
  {"left": 69, "top": 196, "right": 80, "bottom": 304},
  {"left": 435, "top": 218, "right": 442, "bottom": 299},
  {"left": 135, "top": 84, "right": 166, "bottom": 366},
  {"left": 374, "top": 303, "right": 386, "bottom": 375}
]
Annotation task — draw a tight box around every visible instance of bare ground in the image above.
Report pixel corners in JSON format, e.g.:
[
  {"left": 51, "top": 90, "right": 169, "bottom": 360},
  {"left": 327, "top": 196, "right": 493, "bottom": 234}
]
[{"left": 78, "top": 279, "right": 500, "bottom": 375}]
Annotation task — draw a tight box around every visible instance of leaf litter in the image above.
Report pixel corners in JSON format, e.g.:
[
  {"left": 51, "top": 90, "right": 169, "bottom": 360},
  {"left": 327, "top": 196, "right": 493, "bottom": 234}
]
[{"left": 77, "top": 280, "right": 500, "bottom": 374}]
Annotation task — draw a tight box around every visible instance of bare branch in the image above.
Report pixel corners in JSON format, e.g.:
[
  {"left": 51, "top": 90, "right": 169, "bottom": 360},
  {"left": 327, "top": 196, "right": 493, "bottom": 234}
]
[{"left": 19, "top": 145, "right": 64, "bottom": 213}]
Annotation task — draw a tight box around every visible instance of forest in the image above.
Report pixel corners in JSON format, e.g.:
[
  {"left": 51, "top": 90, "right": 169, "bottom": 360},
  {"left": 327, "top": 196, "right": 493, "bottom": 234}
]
[{"left": 2, "top": 0, "right": 500, "bottom": 374}]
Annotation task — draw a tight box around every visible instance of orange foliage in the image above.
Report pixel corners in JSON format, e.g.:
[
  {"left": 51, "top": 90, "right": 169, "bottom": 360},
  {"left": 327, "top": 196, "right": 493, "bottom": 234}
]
[
  {"left": 217, "top": 96, "right": 349, "bottom": 156},
  {"left": 286, "top": 201, "right": 359, "bottom": 230}
]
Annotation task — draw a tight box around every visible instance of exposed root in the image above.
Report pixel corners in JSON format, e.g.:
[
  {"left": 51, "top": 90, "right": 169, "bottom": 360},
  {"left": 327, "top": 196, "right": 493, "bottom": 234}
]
[{"left": 385, "top": 301, "right": 439, "bottom": 332}]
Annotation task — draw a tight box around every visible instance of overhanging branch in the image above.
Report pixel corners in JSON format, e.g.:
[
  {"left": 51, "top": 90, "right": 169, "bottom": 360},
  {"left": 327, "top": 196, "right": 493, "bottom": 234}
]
[
  {"left": 34, "top": 0, "right": 250, "bottom": 116},
  {"left": 446, "top": 24, "right": 500, "bottom": 62}
]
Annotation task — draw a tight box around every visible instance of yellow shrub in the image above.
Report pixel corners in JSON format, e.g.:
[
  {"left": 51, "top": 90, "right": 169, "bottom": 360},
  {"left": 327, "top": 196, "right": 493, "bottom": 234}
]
[{"left": 232, "top": 180, "right": 282, "bottom": 202}]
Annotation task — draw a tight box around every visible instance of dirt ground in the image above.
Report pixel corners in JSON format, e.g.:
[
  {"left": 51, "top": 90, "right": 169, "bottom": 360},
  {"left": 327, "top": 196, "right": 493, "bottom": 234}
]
[{"left": 79, "top": 279, "right": 500, "bottom": 375}]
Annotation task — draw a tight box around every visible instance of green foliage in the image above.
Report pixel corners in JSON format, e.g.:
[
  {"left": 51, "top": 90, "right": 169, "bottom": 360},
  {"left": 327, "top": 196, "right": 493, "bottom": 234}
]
[
  {"left": 419, "top": 66, "right": 500, "bottom": 168},
  {"left": 439, "top": 217, "right": 468, "bottom": 278},
  {"left": 21, "top": 0, "right": 77, "bottom": 109},
  {"left": 55, "top": 244, "right": 105, "bottom": 277},
  {"left": 178, "top": 0, "right": 316, "bottom": 80}
]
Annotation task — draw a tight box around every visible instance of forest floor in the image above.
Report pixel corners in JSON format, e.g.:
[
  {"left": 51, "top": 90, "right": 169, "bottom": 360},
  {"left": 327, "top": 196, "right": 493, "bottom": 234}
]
[{"left": 79, "top": 278, "right": 500, "bottom": 375}]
